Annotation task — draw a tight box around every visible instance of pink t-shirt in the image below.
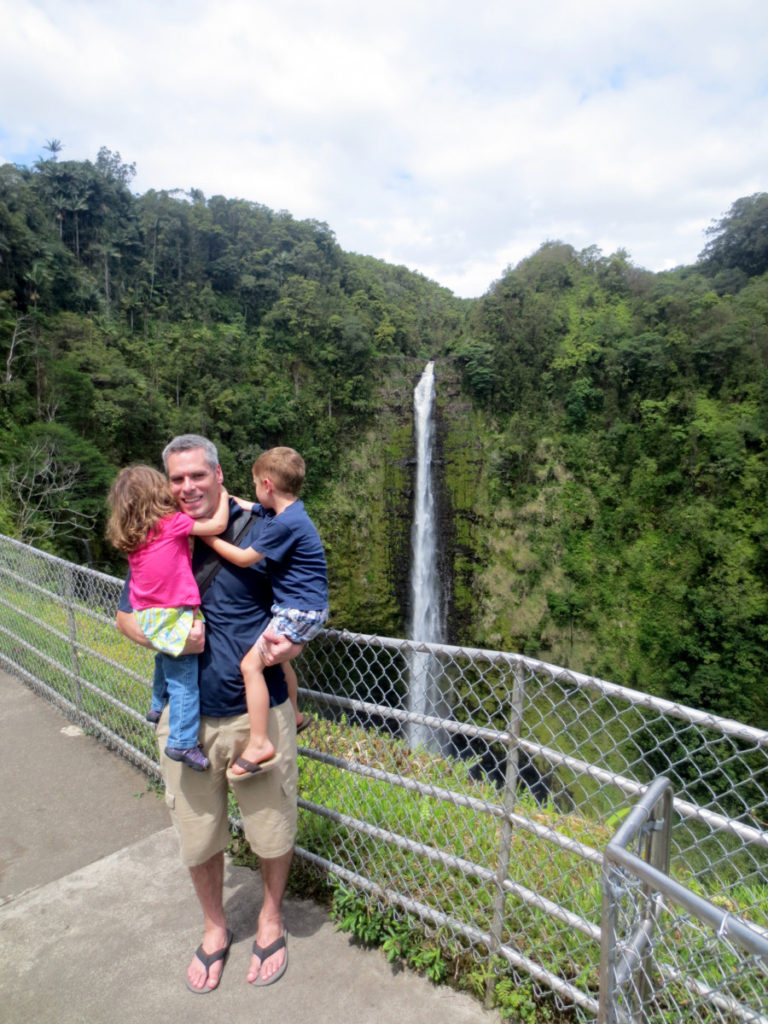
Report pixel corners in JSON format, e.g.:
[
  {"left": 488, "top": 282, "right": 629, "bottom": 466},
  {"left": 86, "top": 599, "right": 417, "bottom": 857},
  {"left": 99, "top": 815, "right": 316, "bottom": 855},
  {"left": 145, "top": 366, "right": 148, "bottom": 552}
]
[{"left": 127, "top": 511, "right": 200, "bottom": 611}]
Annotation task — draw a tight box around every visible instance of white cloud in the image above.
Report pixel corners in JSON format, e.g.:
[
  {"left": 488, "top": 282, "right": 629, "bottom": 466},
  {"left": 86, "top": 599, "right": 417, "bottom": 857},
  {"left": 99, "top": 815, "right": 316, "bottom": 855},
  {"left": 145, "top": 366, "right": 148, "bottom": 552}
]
[{"left": 1, "top": 0, "right": 767, "bottom": 297}]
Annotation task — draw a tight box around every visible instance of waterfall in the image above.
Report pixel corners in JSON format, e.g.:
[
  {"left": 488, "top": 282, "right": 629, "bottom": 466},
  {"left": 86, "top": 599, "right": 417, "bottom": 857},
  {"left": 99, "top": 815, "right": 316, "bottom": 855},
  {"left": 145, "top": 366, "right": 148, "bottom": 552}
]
[{"left": 408, "top": 361, "right": 443, "bottom": 748}]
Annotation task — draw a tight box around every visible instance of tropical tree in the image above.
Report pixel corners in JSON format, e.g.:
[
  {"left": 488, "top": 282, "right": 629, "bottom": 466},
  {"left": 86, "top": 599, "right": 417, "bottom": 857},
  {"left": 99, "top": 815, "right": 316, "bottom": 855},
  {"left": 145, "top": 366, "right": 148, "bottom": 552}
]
[
  {"left": 0, "top": 423, "right": 113, "bottom": 559},
  {"left": 699, "top": 192, "right": 768, "bottom": 280},
  {"left": 43, "top": 138, "right": 63, "bottom": 161}
]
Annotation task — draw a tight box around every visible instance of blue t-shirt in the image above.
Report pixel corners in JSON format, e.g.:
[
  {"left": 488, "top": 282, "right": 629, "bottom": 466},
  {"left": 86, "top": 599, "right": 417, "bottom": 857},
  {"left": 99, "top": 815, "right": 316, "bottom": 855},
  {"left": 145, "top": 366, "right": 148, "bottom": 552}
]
[
  {"left": 119, "top": 500, "right": 287, "bottom": 717},
  {"left": 252, "top": 500, "right": 328, "bottom": 611}
]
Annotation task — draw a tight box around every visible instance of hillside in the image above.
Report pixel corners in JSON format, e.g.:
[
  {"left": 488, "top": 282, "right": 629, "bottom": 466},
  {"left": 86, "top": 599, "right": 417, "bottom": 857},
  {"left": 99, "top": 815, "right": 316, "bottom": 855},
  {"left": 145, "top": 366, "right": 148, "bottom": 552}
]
[{"left": 2, "top": 148, "right": 768, "bottom": 730}]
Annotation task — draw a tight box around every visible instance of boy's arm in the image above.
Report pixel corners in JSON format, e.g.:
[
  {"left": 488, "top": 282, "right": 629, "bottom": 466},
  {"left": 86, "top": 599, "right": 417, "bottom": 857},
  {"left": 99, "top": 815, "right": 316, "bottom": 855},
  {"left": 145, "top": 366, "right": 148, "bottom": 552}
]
[
  {"left": 232, "top": 495, "right": 255, "bottom": 511},
  {"left": 200, "top": 533, "right": 265, "bottom": 568},
  {"left": 189, "top": 488, "right": 230, "bottom": 536}
]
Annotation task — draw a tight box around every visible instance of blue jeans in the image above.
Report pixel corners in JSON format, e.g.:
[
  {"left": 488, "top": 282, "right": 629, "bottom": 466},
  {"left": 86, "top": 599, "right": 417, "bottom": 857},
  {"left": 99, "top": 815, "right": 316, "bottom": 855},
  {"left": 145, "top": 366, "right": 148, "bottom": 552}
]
[{"left": 150, "top": 651, "right": 201, "bottom": 750}]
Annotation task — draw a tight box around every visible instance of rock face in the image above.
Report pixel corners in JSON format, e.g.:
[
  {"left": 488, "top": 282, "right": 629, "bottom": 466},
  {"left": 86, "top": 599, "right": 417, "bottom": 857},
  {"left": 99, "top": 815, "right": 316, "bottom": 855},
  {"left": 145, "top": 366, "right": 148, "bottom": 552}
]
[
  {"left": 433, "top": 361, "right": 488, "bottom": 646},
  {"left": 311, "top": 359, "right": 416, "bottom": 639},
  {"left": 314, "top": 357, "right": 498, "bottom": 648}
]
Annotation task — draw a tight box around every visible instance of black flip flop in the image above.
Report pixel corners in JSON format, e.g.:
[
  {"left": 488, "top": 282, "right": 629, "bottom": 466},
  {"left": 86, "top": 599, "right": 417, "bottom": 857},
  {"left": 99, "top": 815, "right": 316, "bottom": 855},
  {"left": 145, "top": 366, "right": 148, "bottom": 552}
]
[
  {"left": 185, "top": 929, "right": 234, "bottom": 994},
  {"left": 250, "top": 933, "right": 288, "bottom": 987},
  {"left": 226, "top": 752, "right": 281, "bottom": 782}
]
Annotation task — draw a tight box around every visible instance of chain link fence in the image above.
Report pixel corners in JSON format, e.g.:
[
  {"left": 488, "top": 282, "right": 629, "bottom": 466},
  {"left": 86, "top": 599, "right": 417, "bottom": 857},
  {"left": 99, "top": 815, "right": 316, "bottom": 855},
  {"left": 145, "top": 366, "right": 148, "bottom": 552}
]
[
  {"left": 1, "top": 533, "right": 767, "bottom": 1020},
  {"left": 601, "top": 777, "right": 768, "bottom": 1023}
]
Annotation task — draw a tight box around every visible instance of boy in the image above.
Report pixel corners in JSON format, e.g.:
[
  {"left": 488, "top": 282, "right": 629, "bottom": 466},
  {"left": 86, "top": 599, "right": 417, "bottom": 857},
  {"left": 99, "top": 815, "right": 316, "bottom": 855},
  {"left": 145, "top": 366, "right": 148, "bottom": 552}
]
[{"left": 202, "top": 446, "right": 328, "bottom": 778}]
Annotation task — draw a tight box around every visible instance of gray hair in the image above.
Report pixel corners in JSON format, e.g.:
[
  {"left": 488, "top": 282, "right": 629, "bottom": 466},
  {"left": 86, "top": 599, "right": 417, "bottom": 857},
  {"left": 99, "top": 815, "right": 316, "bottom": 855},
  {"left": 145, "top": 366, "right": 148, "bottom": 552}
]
[{"left": 161, "top": 434, "right": 220, "bottom": 472}]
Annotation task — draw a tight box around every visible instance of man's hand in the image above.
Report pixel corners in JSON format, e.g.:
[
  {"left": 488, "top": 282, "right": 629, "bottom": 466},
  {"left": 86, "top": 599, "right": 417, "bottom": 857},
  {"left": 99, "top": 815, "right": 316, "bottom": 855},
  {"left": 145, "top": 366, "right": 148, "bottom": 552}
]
[
  {"left": 183, "top": 618, "right": 205, "bottom": 654},
  {"left": 260, "top": 629, "right": 303, "bottom": 665}
]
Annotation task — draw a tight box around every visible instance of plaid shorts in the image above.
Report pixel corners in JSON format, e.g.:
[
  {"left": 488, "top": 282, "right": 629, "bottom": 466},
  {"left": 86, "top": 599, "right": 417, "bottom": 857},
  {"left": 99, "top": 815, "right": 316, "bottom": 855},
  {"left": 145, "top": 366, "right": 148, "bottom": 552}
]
[
  {"left": 268, "top": 605, "right": 329, "bottom": 644},
  {"left": 135, "top": 606, "right": 202, "bottom": 656}
]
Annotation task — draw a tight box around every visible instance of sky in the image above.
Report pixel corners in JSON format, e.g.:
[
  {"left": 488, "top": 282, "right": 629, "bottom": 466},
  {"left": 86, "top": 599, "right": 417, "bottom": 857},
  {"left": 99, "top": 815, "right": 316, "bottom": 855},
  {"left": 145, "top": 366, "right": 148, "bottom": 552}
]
[{"left": 1, "top": 0, "right": 767, "bottom": 298}]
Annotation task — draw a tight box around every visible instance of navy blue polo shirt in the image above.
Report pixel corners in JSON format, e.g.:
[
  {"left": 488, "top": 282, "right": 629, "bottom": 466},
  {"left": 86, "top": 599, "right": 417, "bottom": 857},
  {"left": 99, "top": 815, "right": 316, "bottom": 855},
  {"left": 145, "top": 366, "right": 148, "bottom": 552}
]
[
  {"left": 118, "top": 500, "right": 287, "bottom": 717},
  {"left": 249, "top": 500, "right": 328, "bottom": 611}
]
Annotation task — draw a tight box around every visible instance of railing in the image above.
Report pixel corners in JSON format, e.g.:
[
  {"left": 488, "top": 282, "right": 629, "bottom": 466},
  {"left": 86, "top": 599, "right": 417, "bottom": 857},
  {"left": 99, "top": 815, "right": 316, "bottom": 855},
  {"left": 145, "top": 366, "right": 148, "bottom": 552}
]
[
  {"left": 600, "top": 777, "right": 768, "bottom": 1024},
  {"left": 1, "top": 533, "right": 767, "bottom": 1021}
]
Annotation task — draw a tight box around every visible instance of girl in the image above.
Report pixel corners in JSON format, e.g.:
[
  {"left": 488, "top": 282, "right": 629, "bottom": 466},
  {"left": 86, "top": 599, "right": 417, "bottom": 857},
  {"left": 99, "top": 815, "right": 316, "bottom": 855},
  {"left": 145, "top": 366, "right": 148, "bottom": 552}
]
[{"left": 106, "top": 465, "right": 229, "bottom": 770}]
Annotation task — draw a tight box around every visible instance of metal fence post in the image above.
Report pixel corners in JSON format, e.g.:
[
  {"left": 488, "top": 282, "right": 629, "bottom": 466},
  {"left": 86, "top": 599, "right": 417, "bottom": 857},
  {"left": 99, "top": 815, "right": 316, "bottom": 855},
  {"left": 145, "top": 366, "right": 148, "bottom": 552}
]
[
  {"left": 599, "top": 857, "right": 620, "bottom": 1024},
  {"left": 600, "top": 778, "right": 674, "bottom": 1024},
  {"left": 484, "top": 662, "right": 525, "bottom": 1008},
  {"left": 636, "top": 782, "right": 672, "bottom": 1021},
  {"left": 64, "top": 562, "right": 83, "bottom": 710}
]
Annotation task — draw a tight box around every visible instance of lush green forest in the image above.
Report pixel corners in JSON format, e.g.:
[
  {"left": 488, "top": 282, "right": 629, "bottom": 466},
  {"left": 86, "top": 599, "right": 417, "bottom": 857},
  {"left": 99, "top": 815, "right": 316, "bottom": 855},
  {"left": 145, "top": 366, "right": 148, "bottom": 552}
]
[{"left": 2, "top": 145, "right": 768, "bottom": 731}]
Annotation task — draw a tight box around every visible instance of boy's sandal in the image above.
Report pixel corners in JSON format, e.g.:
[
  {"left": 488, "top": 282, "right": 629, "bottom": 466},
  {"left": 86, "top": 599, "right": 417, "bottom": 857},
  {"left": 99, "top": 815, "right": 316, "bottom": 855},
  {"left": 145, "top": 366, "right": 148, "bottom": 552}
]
[
  {"left": 226, "top": 752, "right": 282, "bottom": 782},
  {"left": 296, "top": 714, "right": 314, "bottom": 734}
]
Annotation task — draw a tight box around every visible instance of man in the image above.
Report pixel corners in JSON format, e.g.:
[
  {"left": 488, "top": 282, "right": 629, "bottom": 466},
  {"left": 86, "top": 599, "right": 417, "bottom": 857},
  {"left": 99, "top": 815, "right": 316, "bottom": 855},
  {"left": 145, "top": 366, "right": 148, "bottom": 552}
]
[{"left": 116, "top": 434, "right": 296, "bottom": 992}]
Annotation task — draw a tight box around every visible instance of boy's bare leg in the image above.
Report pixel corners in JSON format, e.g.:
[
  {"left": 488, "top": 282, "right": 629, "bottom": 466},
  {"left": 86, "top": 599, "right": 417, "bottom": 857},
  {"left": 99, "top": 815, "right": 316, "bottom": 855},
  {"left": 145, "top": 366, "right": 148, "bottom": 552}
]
[
  {"left": 282, "top": 659, "right": 301, "bottom": 726},
  {"left": 231, "top": 642, "right": 276, "bottom": 773},
  {"left": 187, "top": 852, "right": 229, "bottom": 992},
  {"left": 260, "top": 638, "right": 306, "bottom": 726}
]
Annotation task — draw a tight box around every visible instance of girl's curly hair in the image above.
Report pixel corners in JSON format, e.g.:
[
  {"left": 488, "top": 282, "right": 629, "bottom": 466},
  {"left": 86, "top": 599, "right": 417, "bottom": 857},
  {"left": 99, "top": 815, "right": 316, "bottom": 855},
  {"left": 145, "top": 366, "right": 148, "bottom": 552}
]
[{"left": 106, "top": 465, "right": 177, "bottom": 554}]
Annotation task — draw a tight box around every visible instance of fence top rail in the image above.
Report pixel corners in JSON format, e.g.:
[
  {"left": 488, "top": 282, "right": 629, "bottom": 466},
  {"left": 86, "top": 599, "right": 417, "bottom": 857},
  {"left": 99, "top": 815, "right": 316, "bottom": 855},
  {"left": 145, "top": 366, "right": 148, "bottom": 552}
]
[
  {"left": 0, "top": 533, "right": 122, "bottom": 588},
  {"left": 323, "top": 629, "right": 768, "bottom": 747}
]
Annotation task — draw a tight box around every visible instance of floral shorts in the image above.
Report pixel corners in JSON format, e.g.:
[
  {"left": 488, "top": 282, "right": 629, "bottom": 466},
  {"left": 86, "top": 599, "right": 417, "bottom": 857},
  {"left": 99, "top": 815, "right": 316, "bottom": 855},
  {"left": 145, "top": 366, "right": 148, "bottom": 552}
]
[{"left": 135, "top": 606, "right": 202, "bottom": 656}]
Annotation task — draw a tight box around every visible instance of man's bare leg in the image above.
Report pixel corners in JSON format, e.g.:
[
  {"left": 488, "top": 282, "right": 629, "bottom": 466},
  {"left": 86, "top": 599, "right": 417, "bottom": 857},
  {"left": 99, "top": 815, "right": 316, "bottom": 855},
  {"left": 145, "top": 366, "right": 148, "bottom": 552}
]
[
  {"left": 247, "top": 848, "right": 293, "bottom": 983},
  {"left": 187, "top": 852, "right": 230, "bottom": 992}
]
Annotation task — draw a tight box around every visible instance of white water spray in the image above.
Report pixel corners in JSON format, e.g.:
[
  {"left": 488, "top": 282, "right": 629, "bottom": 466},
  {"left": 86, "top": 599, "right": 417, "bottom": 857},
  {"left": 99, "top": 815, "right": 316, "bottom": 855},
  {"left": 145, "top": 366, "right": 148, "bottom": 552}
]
[{"left": 408, "top": 361, "right": 443, "bottom": 747}]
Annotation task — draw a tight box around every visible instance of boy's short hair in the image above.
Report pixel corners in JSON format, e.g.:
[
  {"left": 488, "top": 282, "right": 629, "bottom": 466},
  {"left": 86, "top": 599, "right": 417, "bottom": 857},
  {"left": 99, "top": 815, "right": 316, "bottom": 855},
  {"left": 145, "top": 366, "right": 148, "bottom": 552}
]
[{"left": 253, "top": 447, "right": 305, "bottom": 496}]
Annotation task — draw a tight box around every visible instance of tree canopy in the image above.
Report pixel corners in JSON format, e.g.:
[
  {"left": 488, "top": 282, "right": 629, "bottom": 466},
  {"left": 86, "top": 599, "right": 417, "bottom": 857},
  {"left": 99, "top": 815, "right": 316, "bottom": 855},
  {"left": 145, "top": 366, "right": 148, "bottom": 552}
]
[{"left": 699, "top": 192, "right": 768, "bottom": 283}]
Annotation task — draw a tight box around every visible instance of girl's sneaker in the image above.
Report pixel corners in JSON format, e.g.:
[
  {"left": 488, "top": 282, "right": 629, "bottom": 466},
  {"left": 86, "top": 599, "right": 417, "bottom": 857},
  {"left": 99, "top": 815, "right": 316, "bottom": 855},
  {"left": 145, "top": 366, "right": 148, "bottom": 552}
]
[
  {"left": 165, "top": 745, "right": 210, "bottom": 771},
  {"left": 146, "top": 709, "right": 162, "bottom": 726}
]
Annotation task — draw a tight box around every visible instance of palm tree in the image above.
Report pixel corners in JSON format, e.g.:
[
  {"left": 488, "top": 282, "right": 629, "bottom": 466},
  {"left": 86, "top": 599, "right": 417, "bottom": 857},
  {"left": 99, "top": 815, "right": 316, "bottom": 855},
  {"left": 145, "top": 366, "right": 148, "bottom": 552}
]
[
  {"left": 66, "top": 188, "right": 89, "bottom": 261},
  {"left": 43, "top": 138, "right": 63, "bottom": 161},
  {"left": 91, "top": 241, "right": 120, "bottom": 320}
]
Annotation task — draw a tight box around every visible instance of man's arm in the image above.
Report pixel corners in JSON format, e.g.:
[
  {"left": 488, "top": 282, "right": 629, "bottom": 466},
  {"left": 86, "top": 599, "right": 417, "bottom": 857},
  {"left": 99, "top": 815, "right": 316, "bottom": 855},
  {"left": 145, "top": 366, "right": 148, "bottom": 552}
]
[
  {"left": 116, "top": 609, "right": 151, "bottom": 647},
  {"left": 199, "top": 534, "right": 264, "bottom": 568}
]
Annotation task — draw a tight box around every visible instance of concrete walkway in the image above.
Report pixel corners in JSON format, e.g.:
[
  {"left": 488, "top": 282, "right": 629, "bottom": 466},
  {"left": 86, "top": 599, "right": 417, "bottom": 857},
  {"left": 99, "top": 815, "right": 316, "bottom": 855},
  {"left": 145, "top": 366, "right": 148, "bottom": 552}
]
[{"left": 0, "top": 668, "right": 498, "bottom": 1024}]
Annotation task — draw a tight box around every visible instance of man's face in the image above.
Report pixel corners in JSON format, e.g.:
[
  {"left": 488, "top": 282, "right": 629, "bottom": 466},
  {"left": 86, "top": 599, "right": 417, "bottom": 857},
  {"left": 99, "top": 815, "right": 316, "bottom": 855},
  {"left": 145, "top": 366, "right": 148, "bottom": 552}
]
[{"left": 166, "top": 448, "right": 223, "bottom": 520}]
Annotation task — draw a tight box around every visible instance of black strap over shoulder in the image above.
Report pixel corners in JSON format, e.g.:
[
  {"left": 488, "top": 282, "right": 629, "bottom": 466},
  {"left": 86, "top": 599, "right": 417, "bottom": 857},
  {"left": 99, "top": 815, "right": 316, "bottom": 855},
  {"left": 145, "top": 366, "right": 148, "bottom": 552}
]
[{"left": 193, "top": 506, "right": 254, "bottom": 598}]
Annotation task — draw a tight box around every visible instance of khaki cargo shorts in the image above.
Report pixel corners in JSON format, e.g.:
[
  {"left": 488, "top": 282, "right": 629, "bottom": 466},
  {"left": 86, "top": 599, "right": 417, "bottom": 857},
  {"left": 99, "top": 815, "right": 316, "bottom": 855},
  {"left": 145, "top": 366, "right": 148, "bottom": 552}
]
[{"left": 156, "top": 698, "right": 297, "bottom": 866}]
